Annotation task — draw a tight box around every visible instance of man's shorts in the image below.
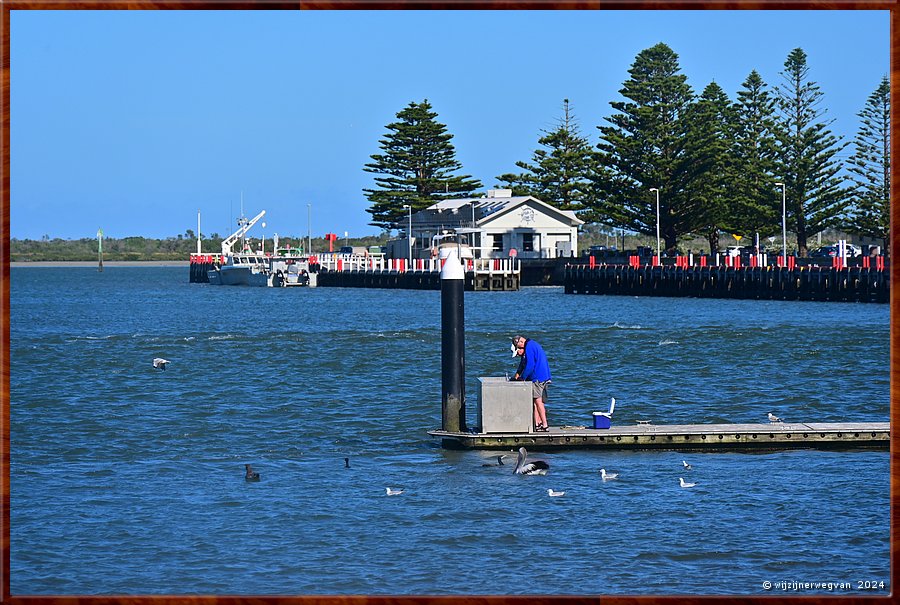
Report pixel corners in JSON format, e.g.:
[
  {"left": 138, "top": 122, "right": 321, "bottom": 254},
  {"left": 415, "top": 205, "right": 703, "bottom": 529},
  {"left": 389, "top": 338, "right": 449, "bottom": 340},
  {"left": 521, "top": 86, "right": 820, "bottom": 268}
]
[{"left": 532, "top": 380, "right": 550, "bottom": 401}]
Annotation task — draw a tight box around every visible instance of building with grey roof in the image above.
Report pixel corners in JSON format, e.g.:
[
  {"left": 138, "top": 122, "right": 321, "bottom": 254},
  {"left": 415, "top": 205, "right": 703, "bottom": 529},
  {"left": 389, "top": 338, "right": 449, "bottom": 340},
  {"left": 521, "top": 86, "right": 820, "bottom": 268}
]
[{"left": 392, "top": 189, "right": 583, "bottom": 259}]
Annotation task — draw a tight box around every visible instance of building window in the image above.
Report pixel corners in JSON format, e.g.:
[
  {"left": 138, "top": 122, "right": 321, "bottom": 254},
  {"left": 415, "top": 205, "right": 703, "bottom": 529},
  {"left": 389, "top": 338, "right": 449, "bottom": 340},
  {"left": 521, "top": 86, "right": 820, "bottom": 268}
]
[
  {"left": 522, "top": 233, "right": 534, "bottom": 252},
  {"left": 492, "top": 234, "right": 503, "bottom": 251}
]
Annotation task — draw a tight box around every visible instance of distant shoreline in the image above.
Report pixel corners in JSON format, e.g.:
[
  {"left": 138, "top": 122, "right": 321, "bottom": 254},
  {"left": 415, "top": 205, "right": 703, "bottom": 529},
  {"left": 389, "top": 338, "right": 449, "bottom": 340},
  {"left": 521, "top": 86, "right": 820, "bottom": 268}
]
[{"left": 10, "top": 260, "right": 189, "bottom": 267}]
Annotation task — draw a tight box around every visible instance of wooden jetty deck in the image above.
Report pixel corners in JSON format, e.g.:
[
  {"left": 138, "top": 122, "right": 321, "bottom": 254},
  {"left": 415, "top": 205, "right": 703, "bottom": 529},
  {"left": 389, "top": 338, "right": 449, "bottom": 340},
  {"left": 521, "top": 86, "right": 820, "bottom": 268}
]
[
  {"left": 429, "top": 421, "right": 890, "bottom": 451},
  {"left": 564, "top": 263, "right": 889, "bottom": 303},
  {"left": 315, "top": 256, "right": 521, "bottom": 291}
]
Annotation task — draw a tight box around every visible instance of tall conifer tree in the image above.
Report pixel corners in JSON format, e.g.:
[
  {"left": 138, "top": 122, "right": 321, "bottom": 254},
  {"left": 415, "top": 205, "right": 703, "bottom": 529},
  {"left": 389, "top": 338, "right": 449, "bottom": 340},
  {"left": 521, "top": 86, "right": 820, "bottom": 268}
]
[
  {"left": 773, "top": 48, "right": 849, "bottom": 256},
  {"left": 363, "top": 99, "right": 482, "bottom": 230},
  {"left": 593, "top": 43, "right": 696, "bottom": 253},
  {"left": 496, "top": 99, "right": 598, "bottom": 214},
  {"left": 730, "top": 70, "right": 780, "bottom": 240},
  {"left": 682, "top": 81, "right": 737, "bottom": 254},
  {"left": 847, "top": 76, "right": 890, "bottom": 250}
]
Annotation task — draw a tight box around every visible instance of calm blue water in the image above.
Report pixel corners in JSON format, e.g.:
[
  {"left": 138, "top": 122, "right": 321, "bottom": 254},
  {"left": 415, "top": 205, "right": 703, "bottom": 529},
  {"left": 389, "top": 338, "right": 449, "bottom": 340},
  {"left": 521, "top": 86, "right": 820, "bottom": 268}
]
[{"left": 9, "top": 267, "right": 890, "bottom": 595}]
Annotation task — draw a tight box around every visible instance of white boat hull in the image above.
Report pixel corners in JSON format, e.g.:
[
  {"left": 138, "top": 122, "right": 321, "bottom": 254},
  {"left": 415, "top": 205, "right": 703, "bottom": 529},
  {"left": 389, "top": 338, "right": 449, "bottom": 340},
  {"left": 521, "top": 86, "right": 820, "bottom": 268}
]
[{"left": 208, "top": 256, "right": 314, "bottom": 287}]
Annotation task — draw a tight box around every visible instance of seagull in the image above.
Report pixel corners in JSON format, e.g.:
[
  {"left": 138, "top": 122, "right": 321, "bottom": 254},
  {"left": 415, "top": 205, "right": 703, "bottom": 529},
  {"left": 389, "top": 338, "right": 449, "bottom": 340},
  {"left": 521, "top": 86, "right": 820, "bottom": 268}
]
[
  {"left": 385, "top": 487, "right": 404, "bottom": 496},
  {"left": 679, "top": 477, "right": 697, "bottom": 488},
  {"left": 682, "top": 460, "right": 692, "bottom": 471},
  {"left": 482, "top": 455, "right": 507, "bottom": 467},
  {"left": 513, "top": 447, "right": 549, "bottom": 475},
  {"left": 768, "top": 412, "right": 783, "bottom": 423},
  {"left": 152, "top": 358, "right": 170, "bottom": 370},
  {"left": 244, "top": 464, "right": 260, "bottom": 482},
  {"left": 600, "top": 468, "right": 618, "bottom": 481},
  {"left": 547, "top": 488, "right": 566, "bottom": 497}
]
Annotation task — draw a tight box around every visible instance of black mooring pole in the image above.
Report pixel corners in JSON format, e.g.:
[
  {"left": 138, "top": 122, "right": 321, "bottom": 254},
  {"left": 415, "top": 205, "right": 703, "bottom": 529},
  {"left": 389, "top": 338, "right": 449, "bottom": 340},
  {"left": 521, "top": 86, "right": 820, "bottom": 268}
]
[{"left": 440, "top": 244, "right": 466, "bottom": 433}]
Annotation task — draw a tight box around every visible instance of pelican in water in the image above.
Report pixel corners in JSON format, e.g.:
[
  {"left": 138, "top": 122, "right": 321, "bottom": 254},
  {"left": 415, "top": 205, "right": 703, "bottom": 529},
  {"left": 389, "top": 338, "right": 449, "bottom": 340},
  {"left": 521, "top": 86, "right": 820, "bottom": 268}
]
[
  {"left": 513, "top": 447, "right": 549, "bottom": 475},
  {"left": 600, "top": 468, "right": 618, "bottom": 481},
  {"left": 152, "top": 358, "right": 170, "bottom": 370},
  {"left": 547, "top": 488, "right": 565, "bottom": 497},
  {"left": 481, "top": 455, "right": 507, "bottom": 467},
  {"left": 385, "top": 487, "right": 404, "bottom": 496},
  {"left": 679, "top": 477, "right": 697, "bottom": 488},
  {"left": 244, "top": 464, "right": 260, "bottom": 482}
]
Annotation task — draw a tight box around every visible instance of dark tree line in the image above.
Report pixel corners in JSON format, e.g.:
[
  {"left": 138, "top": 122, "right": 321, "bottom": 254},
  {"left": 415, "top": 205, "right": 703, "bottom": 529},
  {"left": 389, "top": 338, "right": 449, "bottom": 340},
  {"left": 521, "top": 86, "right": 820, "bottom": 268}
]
[
  {"left": 10, "top": 233, "right": 389, "bottom": 262},
  {"left": 363, "top": 44, "right": 889, "bottom": 256}
]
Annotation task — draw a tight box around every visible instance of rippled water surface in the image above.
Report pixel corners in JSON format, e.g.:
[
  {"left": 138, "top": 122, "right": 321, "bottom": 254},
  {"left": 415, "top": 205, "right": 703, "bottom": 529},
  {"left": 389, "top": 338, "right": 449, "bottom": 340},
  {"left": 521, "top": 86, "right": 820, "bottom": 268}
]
[{"left": 10, "top": 267, "right": 890, "bottom": 595}]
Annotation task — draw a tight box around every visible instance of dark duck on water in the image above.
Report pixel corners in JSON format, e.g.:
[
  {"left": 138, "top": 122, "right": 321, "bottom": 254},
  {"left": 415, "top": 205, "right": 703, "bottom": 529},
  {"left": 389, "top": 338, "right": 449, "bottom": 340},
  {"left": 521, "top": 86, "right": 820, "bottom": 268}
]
[{"left": 245, "top": 464, "right": 260, "bottom": 482}]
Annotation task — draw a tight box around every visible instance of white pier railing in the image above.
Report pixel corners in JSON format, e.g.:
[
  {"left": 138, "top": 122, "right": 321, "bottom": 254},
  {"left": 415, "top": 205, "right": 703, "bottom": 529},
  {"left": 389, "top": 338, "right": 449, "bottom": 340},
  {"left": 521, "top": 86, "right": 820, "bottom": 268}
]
[{"left": 315, "top": 254, "right": 520, "bottom": 276}]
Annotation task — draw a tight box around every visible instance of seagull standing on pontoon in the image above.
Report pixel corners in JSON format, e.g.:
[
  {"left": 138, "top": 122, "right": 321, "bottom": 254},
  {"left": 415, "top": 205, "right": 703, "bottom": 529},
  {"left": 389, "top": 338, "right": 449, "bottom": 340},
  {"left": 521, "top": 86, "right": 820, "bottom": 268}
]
[
  {"left": 768, "top": 412, "right": 783, "bottom": 423},
  {"left": 513, "top": 447, "right": 549, "bottom": 475}
]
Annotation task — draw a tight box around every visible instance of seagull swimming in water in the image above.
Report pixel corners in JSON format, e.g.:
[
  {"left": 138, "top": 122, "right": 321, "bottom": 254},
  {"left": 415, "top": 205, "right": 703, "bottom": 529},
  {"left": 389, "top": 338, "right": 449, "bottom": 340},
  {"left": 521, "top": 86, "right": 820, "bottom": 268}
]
[
  {"left": 244, "top": 464, "right": 260, "bottom": 482},
  {"left": 152, "top": 358, "right": 170, "bottom": 370},
  {"left": 513, "top": 447, "right": 549, "bottom": 475},
  {"left": 547, "top": 488, "right": 565, "bottom": 497},
  {"left": 385, "top": 487, "right": 404, "bottom": 496},
  {"left": 482, "top": 455, "right": 507, "bottom": 467},
  {"left": 682, "top": 460, "right": 692, "bottom": 471},
  {"left": 768, "top": 412, "right": 783, "bottom": 423},
  {"left": 600, "top": 468, "right": 618, "bottom": 481},
  {"left": 679, "top": 477, "right": 697, "bottom": 488}
]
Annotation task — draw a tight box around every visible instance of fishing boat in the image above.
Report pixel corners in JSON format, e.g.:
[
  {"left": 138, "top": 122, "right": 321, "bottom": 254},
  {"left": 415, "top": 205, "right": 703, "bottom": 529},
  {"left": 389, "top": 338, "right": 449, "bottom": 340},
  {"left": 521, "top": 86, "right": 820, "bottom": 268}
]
[{"left": 206, "top": 210, "right": 315, "bottom": 287}]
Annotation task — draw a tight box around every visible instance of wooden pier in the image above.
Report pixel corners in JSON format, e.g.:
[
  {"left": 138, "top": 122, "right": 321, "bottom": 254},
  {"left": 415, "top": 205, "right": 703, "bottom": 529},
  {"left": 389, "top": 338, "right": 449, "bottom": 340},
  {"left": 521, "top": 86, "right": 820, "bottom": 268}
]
[
  {"left": 189, "top": 253, "right": 222, "bottom": 283},
  {"left": 565, "top": 263, "right": 889, "bottom": 303},
  {"left": 429, "top": 421, "right": 889, "bottom": 451},
  {"left": 314, "top": 256, "right": 520, "bottom": 291}
]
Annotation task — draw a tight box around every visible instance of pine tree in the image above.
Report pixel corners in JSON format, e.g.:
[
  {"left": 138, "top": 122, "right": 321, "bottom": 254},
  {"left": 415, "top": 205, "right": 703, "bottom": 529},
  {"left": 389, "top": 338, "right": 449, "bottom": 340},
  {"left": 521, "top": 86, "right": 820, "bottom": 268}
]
[
  {"left": 847, "top": 76, "right": 890, "bottom": 250},
  {"left": 363, "top": 99, "right": 482, "bottom": 230},
  {"left": 730, "top": 70, "right": 780, "bottom": 241},
  {"left": 682, "top": 81, "right": 738, "bottom": 254},
  {"left": 496, "top": 99, "right": 598, "bottom": 213},
  {"left": 593, "top": 43, "right": 697, "bottom": 253},
  {"left": 773, "top": 48, "right": 849, "bottom": 257}
]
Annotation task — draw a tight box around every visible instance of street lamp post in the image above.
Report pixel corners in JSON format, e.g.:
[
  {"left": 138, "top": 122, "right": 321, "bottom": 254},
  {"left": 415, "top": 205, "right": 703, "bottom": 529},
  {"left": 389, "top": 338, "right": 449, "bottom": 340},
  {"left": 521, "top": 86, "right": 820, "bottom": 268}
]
[
  {"left": 307, "top": 203, "right": 312, "bottom": 257},
  {"left": 649, "top": 188, "right": 660, "bottom": 262},
  {"left": 403, "top": 204, "right": 412, "bottom": 265},
  {"left": 775, "top": 182, "right": 786, "bottom": 265}
]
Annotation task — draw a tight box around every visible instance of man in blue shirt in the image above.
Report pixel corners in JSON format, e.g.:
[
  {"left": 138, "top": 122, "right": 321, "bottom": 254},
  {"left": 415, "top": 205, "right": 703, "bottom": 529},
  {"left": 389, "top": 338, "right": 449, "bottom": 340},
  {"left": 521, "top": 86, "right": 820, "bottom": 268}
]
[{"left": 512, "top": 335, "right": 552, "bottom": 431}]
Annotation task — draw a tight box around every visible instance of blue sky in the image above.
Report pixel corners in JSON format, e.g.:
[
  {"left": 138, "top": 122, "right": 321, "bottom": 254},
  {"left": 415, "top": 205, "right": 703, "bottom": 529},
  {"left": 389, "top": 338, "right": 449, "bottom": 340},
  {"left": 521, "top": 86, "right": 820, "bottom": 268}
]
[{"left": 11, "top": 10, "right": 889, "bottom": 240}]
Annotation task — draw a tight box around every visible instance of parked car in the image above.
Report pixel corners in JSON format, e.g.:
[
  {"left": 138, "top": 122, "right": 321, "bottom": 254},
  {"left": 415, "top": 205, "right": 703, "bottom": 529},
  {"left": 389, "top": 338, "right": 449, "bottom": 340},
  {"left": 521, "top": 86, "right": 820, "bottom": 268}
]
[{"left": 810, "top": 244, "right": 862, "bottom": 258}]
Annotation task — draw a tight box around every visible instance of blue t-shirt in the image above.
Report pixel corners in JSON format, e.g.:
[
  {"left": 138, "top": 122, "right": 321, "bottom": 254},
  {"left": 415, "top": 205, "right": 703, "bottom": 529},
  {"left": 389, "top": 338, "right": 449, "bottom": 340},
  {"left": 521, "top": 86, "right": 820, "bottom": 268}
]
[{"left": 520, "top": 339, "right": 551, "bottom": 382}]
